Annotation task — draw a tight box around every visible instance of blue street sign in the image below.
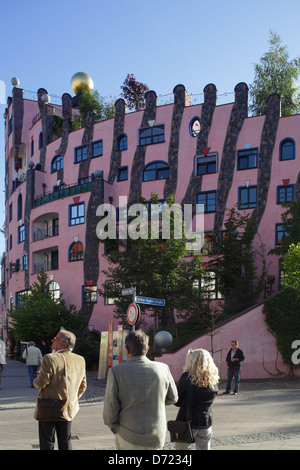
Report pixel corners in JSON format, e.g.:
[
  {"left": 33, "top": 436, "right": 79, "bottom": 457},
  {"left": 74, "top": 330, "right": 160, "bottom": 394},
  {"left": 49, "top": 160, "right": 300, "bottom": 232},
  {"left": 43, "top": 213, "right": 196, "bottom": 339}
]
[{"left": 135, "top": 296, "right": 165, "bottom": 307}]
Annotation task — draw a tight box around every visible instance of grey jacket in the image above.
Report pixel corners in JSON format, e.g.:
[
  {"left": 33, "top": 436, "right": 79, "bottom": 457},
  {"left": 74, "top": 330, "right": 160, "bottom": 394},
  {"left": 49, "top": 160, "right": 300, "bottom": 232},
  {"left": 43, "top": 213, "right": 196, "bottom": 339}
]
[{"left": 103, "top": 355, "right": 178, "bottom": 448}]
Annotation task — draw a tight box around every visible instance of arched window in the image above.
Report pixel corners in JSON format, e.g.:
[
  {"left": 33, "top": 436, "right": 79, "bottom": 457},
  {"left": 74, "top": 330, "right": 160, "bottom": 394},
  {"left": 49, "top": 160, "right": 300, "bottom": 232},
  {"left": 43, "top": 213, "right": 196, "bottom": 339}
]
[
  {"left": 280, "top": 138, "right": 295, "bottom": 161},
  {"left": 69, "top": 241, "right": 84, "bottom": 261},
  {"left": 51, "top": 155, "right": 64, "bottom": 173},
  {"left": 48, "top": 281, "right": 60, "bottom": 301},
  {"left": 39, "top": 131, "right": 43, "bottom": 149},
  {"left": 17, "top": 193, "right": 22, "bottom": 221},
  {"left": 116, "top": 133, "right": 128, "bottom": 151},
  {"left": 143, "top": 161, "right": 169, "bottom": 182}
]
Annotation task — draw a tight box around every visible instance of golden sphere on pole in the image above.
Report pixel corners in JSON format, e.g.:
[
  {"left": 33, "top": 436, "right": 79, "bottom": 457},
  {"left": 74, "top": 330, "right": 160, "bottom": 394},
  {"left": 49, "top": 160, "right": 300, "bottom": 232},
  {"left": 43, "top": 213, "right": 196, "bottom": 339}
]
[{"left": 70, "top": 72, "right": 94, "bottom": 95}]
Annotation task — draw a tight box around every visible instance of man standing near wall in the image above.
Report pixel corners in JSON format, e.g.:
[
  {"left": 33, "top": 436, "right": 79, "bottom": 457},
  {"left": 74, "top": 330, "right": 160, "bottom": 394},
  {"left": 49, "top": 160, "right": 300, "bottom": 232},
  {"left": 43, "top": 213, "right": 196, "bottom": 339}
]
[{"left": 223, "top": 340, "right": 245, "bottom": 395}]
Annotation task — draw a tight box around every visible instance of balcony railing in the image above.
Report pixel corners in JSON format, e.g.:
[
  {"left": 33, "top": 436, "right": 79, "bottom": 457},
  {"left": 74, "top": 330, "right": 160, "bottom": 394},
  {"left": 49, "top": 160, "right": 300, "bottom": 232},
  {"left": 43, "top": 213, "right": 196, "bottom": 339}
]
[
  {"left": 33, "top": 260, "right": 58, "bottom": 274},
  {"left": 33, "top": 181, "right": 92, "bottom": 208},
  {"left": 33, "top": 225, "right": 59, "bottom": 242}
]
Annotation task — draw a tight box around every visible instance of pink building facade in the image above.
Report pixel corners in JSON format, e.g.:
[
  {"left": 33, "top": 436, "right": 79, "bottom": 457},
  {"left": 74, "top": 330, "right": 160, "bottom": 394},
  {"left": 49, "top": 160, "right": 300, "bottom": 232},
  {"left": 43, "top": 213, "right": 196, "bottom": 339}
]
[{"left": 2, "top": 79, "right": 299, "bottom": 374}]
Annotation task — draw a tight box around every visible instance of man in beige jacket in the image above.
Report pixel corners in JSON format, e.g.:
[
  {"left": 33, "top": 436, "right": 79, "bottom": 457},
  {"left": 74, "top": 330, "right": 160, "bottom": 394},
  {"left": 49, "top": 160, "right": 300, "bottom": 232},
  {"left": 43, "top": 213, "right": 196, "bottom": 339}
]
[{"left": 33, "top": 330, "right": 87, "bottom": 450}]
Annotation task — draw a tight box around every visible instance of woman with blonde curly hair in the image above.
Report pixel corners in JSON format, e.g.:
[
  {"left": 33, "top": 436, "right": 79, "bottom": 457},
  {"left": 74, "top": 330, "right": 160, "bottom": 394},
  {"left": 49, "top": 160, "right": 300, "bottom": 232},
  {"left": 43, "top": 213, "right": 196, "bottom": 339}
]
[{"left": 174, "top": 349, "right": 219, "bottom": 450}]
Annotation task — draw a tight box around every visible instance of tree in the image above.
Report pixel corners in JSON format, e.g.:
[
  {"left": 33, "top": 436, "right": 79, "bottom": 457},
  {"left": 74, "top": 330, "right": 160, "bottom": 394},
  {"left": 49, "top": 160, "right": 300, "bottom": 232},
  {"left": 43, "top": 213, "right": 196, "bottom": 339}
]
[
  {"left": 263, "top": 288, "right": 300, "bottom": 374},
  {"left": 282, "top": 243, "right": 300, "bottom": 296},
  {"left": 120, "top": 74, "right": 149, "bottom": 111},
  {"left": 249, "top": 31, "right": 300, "bottom": 117},
  {"left": 210, "top": 207, "right": 267, "bottom": 316},
  {"left": 8, "top": 271, "right": 97, "bottom": 365},
  {"left": 98, "top": 193, "right": 205, "bottom": 330},
  {"left": 269, "top": 201, "right": 300, "bottom": 258},
  {"left": 72, "top": 90, "right": 116, "bottom": 129}
]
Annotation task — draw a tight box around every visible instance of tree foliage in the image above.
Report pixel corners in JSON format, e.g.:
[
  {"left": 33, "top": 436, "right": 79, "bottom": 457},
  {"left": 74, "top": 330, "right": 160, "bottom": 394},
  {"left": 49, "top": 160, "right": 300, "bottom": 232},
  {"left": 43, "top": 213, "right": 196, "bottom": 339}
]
[
  {"left": 98, "top": 193, "right": 205, "bottom": 329},
  {"left": 210, "top": 208, "right": 267, "bottom": 316},
  {"left": 8, "top": 271, "right": 97, "bottom": 364},
  {"left": 72, "top": 90, "right": 116, "bottom": 129},
  {"left": 269, "top": 201, "right": 300, "bottom": 257},
  {"left": 263, "top": 288, "right": 300, "bottom": 372},
  {"left": 249, "top": 31, "right": 300, "bottom": 116},
  {"left": 282, "top": 243, "right": 300, "bottom": 296},
  {"left": 120, "top": 74, "right": 149, "bottom": 111}
]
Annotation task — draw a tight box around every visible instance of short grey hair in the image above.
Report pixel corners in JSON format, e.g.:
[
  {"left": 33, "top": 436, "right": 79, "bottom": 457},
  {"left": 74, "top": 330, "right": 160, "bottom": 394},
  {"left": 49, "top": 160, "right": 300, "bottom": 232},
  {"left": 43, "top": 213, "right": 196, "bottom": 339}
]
[
  {"left": 60, "top": 330, "right": 76, "bottom": 350},
  {"left": 125, "top": 330, "right": 149, "bottom": 357}
]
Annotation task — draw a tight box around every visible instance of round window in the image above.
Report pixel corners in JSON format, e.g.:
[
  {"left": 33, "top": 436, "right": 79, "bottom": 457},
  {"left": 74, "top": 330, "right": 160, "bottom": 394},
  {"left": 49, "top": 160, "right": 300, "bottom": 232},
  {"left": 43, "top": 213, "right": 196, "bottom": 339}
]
[{"left": 190, "top": 117, "right": 201, "bottom": 137}]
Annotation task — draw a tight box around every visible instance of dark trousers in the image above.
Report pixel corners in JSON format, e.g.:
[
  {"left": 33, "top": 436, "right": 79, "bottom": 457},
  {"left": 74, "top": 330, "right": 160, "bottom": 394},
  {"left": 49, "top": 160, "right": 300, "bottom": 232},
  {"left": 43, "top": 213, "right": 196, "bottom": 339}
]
[{"left": 38, "top": 421, "right": 72, "bottom": 450}]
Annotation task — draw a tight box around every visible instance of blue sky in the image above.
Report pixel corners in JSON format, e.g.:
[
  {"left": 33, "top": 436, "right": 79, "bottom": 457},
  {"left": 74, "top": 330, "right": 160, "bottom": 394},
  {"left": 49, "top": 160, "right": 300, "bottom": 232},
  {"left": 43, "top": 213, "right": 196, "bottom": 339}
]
[{"left": 0, "top": 0, "right": 300, "bottom": 258}]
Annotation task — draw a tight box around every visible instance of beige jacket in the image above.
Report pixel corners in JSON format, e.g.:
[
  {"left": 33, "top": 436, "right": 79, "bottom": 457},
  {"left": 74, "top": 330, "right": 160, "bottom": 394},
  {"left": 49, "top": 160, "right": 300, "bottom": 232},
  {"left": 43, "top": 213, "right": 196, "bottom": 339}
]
[{"left": 33, "top": 350, "right": 87, "bottom": 421}]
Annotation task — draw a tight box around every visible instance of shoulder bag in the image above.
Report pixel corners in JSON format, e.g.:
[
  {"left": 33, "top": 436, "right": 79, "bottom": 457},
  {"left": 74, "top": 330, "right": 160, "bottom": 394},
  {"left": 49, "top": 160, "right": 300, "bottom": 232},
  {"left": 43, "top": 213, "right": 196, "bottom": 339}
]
[
  {"left": 167, "top": 379, "right": 195, "bottom": 444},
  {"left": 35, "top": 353, "right": 69, "bottom": 422}
]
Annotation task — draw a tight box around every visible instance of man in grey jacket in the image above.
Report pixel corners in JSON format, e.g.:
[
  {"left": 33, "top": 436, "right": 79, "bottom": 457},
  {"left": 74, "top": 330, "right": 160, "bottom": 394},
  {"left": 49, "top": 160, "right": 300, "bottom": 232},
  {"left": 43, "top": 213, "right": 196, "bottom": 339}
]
[{"left": 103, "top": 330, "right": 178, "bottom": 450}]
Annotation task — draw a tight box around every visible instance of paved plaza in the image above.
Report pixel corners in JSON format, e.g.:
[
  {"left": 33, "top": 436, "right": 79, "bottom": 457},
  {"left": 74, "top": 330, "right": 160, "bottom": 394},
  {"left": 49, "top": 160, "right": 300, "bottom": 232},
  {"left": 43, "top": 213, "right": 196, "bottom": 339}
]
[{"left": 0, "top": 358, "right": 299, "bottom": 451}]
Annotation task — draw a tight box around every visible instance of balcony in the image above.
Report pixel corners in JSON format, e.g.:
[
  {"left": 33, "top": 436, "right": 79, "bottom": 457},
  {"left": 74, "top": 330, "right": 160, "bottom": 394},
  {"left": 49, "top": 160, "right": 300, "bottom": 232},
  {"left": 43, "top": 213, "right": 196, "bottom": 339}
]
[
  {"left": 33, "top": 181, "right": 92, "bottom": 208},
  {"left": 33, "top": 224, "right": 59, "bottom": 242},
  {"left": 32, "top": 213, "right": 59, "bottom": 243},
  {"left": 33, "top": 248, "right": 58, "bottom": 274}
]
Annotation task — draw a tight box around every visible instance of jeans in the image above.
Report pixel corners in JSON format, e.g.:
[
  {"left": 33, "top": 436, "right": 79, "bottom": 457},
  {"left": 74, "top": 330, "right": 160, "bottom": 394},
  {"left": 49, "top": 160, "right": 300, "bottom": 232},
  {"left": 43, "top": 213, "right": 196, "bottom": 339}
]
[
  {"left": 226, "top": 367, "right": 241, "bottom": 393},
  {"left": 175, "top": 427, "right": 212, "bottom": 451},
  {"left": 27, "top": 365, "right": 39, "bottom": 386}
]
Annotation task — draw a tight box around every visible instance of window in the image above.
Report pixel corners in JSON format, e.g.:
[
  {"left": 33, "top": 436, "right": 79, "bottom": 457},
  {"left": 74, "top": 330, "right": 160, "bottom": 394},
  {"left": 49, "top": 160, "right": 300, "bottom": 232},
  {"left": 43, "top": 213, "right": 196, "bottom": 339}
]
[
  {"left": 83, "top": 285, "right": 97, "bottom": 303},
  {"left": 104, "top": 281, "right": 121, "bottom": 305},
  {"left": 189, "top": 117, "right": 201, "bottom": 137},
  {"left": 275, "top": 223, "right": 290, "bottom": 245},
  {"left": 49, "top": 281, "right": 60, "bottom": 302},
  {"left": 139, "top": 124, "right": 165, "bottom": 146},
  {"left": 196, "top": 154, "right": 217, "bottom": 175},
  {"left": 238, "top": 186, "right": 257, "bottom": 209},
  {"left": 51, "top": 155, "right": 64, "bottom": 173},
  {"left": 117, "top": 166, "right": 128, "bottom": 182},
  {"left": 17, "top": 194, "right": 22, "bottom": 221},
  {"left": 201, "top": 271, "right": 223, "bottom": 300},
  {"left": 277, "top": 184, "right": 295, "bottom": 204},
  {"left": 18, "top": 224, "right": 25, "bottom": 243},
  {"left": 116, "top": 133, "right": 128, "bottom": 151},
  {"left": 69, "top": 241, "right": 84, "bottom": 261},
  {"left": 16, "top": 289, "right": 31, "bottom": 307},
  {"left": 280, "top": 138, "right": 295, "bottom": 161},
  {"left": 92, "top": 140, "right": 103, "bottom": 158},
  {"left": 143, "top": 161, "right": 169, "bottom": 182},
  {"left": 9, "top": 203, "right": 12, "bottom": 222},
  {"left": 39, "top": 131, "right": 43, "bottom": 150},
  {"left": 193, "top": 272, "right": 222, "bottom": 300},
  {"left": 196, "top": 191, "right": 217, "bottom": 213},
  {"left": 69, "top": 202, "right": 85, "bottom": 226},
  {"left": 31, "top": 139, "right": 34, "bottom": 157},
  {"left": 74, "top": 145, "right": 87, "bottom": 163},
  {"left": 21, "top": 253, "right": 28, "bottom": 271},
  {"left": 237, "top": 148, "right": 258, "bottom": 170}
]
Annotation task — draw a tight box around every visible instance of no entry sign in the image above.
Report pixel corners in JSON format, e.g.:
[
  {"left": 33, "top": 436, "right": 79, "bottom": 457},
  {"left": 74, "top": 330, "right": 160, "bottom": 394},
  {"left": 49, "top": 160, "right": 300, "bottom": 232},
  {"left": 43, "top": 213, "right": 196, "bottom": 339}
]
[{"left": 127, "top": 303, "right": 140, "bottom": 326}]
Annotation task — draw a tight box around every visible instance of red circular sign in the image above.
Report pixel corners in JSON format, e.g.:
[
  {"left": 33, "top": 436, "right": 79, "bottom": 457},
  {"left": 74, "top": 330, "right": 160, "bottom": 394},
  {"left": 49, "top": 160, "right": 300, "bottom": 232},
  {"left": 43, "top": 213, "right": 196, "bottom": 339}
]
[{"left": 127, "top": 303, "right": 140, "bottom": 325}]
